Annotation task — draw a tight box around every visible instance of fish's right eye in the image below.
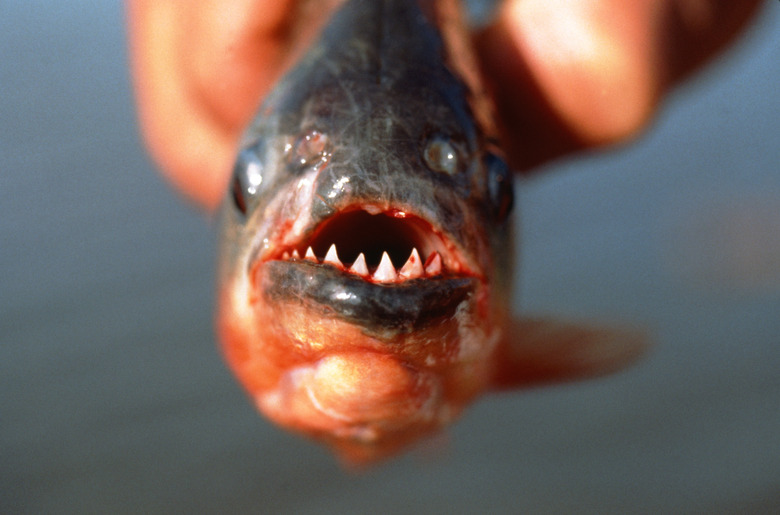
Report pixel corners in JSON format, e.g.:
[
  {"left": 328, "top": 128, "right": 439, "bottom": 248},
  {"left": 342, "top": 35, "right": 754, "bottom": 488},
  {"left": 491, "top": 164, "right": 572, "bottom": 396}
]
[
  {"left": 230, "top": 146, "right": 265, "bottom": 216},
  {"left": 484, "top": 151, "right": 514, "bottom": 223}
]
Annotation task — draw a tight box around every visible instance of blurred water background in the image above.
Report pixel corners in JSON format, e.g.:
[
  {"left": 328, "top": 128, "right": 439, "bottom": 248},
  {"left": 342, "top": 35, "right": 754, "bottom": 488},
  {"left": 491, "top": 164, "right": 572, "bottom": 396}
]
[{"left": 1, "top": 1, "right": 779, "bottom": 513}]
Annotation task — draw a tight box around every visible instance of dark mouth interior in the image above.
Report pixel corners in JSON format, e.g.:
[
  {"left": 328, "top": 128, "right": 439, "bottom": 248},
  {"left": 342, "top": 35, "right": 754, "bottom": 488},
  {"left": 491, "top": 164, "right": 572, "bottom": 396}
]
[{"left": 305, "top": 210, "right": 434, "bottom": 268}]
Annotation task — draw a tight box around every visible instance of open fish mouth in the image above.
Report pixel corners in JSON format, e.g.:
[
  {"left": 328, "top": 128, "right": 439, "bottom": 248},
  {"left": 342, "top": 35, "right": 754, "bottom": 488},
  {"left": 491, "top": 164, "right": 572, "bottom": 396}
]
[
  {"left": 263, "top": 206, "right": 477, "bottom": 284},
  {"left": 252, "top": 205, "right": 482, "bottom": 336}
]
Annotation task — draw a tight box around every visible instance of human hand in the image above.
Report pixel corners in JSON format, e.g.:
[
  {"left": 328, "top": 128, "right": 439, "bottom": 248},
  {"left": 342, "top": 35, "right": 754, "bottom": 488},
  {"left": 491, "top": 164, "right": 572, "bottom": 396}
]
[{"left": 126, "top": 0, "right": 763, "bottom": 210}]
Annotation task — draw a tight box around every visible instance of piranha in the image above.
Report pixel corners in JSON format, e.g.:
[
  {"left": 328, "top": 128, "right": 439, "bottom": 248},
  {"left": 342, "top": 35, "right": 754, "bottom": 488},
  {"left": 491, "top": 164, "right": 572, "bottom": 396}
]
[{"left": 216, "top": 0, "right": 642, "bottom": 465}]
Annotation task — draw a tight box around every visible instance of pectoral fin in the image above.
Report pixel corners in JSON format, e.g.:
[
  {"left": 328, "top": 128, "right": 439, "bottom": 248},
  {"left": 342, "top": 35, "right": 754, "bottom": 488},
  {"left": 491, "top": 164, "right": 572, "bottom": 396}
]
[{"left": 491, "top": 316, "right": 650, "bottom": 389}]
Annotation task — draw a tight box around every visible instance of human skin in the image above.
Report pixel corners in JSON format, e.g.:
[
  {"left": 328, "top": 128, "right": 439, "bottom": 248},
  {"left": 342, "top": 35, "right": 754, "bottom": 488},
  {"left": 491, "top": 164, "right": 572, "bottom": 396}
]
[{"left": 126, "top": 0, "right": 763, "bottom": 211}]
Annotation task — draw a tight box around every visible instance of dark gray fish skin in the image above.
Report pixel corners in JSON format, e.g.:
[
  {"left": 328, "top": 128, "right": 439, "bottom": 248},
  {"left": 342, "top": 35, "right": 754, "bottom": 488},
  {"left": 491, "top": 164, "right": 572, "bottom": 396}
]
[{"left": 220, "top": 0, "right": 513, "bottom": 331}]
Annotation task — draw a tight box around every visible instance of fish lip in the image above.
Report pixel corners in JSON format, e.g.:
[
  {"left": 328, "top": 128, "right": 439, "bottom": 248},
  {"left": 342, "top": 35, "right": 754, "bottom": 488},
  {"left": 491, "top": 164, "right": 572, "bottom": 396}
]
[
  {"left": 257, "top": 260, "right": 478, "bottom": 337},
  {"left": 258, "top": 204, "right": 479, "bottom": 282}
]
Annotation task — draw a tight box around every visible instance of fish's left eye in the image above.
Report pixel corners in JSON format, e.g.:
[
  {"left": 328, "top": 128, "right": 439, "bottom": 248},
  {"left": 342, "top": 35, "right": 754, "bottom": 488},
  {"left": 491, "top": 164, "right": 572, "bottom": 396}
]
[
  {"left": 423, "top": 136, "right": 459, "bottom": 176},
  {"left": 231, "top": 145, "right": 265, "bottom": 216}
]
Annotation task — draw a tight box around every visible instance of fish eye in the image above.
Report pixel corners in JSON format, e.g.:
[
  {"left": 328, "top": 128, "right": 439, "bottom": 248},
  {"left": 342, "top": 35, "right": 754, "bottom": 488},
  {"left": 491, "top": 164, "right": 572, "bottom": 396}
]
[
  {"left": 423, "top": 136, "right": 459, "bottom": 176},
  {"left": 231, "top": 174, "right": 247, "bottom": 215},
  {"left": 289, "top": 130, "right": 330, "bottom": 169},
  {"left": 231, "top": 145, "right": 265, "bottom": 216},
  {"left": 485, "top": 152, "right": 514, "bottom": 223}
]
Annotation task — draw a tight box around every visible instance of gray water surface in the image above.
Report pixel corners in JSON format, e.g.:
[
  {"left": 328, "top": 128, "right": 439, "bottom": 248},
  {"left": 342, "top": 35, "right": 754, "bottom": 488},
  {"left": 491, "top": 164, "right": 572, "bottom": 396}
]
[{"left": 2, "top": 2, "right": 779, "bottom": 514}]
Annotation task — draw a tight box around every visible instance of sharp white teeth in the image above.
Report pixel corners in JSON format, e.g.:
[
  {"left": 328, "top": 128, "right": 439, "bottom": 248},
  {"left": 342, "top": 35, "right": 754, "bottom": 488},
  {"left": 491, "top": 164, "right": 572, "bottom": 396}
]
[
  {"left": 399, "top": 248, "right": 423, "bottom": 279},
  {"left": 323, "top": 244, "right": 343, "bottom": 268},
  {"left": 424, "top": 252, "right": 442, "bottom": 276},
  {"left": 349, "top": 253, "right": 369, "bottom": 276},
  {"left": 282, "top": 251, "right": 290, "bottom": 260},
  {"left": 373, "top": 252, "right": 398, "bottom": 283},
  {"left": 292, "top": 245, "right": 447, "bottom": 280}
]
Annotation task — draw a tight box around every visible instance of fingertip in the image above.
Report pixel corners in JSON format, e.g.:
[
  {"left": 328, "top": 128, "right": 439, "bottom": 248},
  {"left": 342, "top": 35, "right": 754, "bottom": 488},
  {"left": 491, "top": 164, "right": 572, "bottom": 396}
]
[
  {"left": 152, "top": 133, "right": 233, "bottom": 212},
  {"left": 181, "top": 0, "right": 295, "bottom": 131},
  {"left": 492, "top": 0, "right": 662, "bottom": 147},
  {"left": 126, "top": 0, "right": 259, "bottom": 211}
]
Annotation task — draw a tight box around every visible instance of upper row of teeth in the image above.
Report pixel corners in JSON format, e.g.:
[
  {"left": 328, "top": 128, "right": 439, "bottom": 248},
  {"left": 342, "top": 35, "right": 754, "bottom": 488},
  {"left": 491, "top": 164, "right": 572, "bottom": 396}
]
[{"left": 281, "top": 244, "right": 443, "bottom": 283}]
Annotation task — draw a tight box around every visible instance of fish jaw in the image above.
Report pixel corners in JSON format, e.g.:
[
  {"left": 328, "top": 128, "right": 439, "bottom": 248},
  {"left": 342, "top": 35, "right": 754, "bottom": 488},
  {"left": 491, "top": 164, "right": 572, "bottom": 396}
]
[
  {"left": 219, "top": 184, "right": 506, "bottom": 462},
  {"left": 217, "top": 250, "right": 501, "bottom": 464}
]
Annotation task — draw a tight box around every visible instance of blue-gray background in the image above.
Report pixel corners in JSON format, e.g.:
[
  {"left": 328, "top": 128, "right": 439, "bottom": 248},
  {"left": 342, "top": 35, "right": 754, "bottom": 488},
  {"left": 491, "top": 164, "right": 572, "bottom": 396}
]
[{"left": 2, "top": 2, "right": 778, "bottom": 513}]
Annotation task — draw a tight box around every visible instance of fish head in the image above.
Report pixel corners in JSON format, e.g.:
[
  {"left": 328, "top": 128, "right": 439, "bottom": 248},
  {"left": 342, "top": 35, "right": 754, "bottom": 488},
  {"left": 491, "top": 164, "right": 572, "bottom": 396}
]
[{"left": 216, "top": 0, "right": 514, "bottom": 463}]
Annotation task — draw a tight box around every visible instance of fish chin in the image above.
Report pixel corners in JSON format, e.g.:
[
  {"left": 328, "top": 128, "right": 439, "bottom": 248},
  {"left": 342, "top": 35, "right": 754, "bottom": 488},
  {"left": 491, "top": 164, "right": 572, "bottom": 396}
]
[
  {"left": 257, "top": 352, "right": 442, "bottom": 442},
  {"left": 240, "top": 267, "right": 498, "bottom": 463}
]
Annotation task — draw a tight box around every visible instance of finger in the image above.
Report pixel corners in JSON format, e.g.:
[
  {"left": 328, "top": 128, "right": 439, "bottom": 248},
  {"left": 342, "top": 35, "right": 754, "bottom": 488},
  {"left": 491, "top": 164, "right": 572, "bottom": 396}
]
[
  {"left": 126, "top": 0, "right": 343, "bottom": 210},
  {"left": 127, "top": 0, "right": 245, "bottom": 209},
  {"left": 180, "top": 0, "right": 345, "bottom": 133},
  {"left": 491, "top": 316, "right": 650, "bottom": 389},
  {"left": 476, "top": 0, "right": 764, "bottom": 172}
]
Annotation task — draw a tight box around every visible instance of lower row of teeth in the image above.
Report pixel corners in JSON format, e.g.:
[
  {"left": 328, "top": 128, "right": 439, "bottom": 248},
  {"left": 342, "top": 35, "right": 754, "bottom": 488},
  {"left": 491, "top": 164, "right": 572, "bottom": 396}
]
[{"left": 281, "top": 244, "right": 442, "bottom": 283}]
